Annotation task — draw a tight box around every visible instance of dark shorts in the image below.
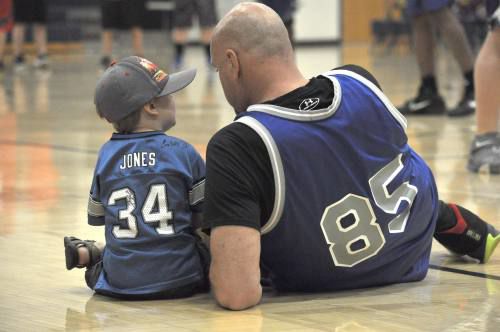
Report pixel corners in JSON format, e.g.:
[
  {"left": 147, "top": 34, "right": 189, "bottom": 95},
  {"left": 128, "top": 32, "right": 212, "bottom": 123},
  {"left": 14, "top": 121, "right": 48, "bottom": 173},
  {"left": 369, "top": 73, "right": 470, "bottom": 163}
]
[
  {"left": 13, "top": 0, "right": 46, "bottom": 24},
  {"left": 173, "top": 0, "right": 217, "bottom": 28},
  {"left": 85, "top": 240, "right": 210, "bottom": 300},
  {"left": 487, "top": 1, "right": 500, "bottom": 29},
  {"left": 406, "top": 0, "right": 453, "bottom": 17},
  {"left": 101, "top": 0, "right": 145, "bottom": 29},
  {"left": 486, "top": 0, "right": 499, "bottom": 16}
]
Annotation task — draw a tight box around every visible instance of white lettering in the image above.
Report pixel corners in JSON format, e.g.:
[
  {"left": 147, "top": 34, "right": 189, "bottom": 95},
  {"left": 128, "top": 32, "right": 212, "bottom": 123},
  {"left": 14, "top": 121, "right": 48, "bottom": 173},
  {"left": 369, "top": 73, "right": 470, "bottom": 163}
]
[
  {"left": 149, "top": 153, "right": 156, "bottom": 166},
  {"left": 119, "top": 152, "right": 156, "bottom": 169},
  {"left": 120, "top": 155, "right": 126, "bottom": 169}
]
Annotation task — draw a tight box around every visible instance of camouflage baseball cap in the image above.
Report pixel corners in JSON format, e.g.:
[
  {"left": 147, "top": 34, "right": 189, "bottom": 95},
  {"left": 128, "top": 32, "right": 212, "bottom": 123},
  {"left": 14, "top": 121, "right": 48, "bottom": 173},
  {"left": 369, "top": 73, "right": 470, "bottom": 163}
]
[{"left": 94, "top": 56, "right": 196, "bottom": 123}]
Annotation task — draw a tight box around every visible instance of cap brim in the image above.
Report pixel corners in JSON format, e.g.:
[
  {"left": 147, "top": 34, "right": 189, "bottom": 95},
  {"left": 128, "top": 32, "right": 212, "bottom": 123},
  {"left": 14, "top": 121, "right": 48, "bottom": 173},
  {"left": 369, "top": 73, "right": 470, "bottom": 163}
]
[{"left": 158, "top": 68, "right": 197, "bottom": 97}]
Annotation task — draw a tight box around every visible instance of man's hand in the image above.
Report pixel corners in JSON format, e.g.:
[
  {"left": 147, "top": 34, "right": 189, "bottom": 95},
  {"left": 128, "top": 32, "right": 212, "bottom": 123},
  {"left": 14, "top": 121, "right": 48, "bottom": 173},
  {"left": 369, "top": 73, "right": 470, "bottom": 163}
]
[{"left": 209, "top": 225, "right": 262, "bottom": 310}]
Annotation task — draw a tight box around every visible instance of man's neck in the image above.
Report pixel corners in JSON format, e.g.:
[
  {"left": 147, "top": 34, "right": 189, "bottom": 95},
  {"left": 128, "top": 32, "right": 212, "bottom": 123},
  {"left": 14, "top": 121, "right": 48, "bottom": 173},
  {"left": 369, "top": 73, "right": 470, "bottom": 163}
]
[{"left": 250, "top": 64, "right": 308, "bottom": 105}]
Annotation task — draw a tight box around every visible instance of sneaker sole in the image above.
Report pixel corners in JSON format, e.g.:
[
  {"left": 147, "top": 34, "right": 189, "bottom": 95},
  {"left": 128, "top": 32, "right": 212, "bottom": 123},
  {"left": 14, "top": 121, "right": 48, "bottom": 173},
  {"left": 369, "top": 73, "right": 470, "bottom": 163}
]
[
  {"left": 467, "top": 163, "right": 500, "bottom": 174},
  {"left": 447, "top": 107, "right": 475, "bottom": 117}
]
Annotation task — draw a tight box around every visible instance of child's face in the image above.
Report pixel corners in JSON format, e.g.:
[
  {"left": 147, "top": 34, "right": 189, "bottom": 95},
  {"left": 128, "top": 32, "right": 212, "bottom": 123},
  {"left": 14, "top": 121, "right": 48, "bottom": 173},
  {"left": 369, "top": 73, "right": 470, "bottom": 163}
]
[{"left": 153, "top": 94, "right": 176, "bottom": 131}]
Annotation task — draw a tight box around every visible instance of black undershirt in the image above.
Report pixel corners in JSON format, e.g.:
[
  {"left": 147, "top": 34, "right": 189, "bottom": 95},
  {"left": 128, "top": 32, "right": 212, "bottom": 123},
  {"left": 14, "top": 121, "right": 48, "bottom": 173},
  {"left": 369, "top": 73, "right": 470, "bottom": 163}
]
[{"left": 204, "top": 65, "right": 381, "bottom": 231}]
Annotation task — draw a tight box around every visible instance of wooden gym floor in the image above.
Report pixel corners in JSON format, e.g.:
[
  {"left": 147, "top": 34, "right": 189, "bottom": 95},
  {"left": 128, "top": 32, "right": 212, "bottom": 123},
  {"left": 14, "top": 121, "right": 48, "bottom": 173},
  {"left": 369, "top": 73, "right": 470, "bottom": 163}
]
[{"left": 0, "top": 36, "right": 499, "bottom": 331}]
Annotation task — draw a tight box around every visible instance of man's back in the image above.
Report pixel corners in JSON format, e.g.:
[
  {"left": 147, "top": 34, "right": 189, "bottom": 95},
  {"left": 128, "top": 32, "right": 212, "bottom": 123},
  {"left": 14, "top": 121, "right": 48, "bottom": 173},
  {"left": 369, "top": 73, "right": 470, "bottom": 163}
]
[{"left": 237, "top": 70, "right": 439, "bottom": 291}]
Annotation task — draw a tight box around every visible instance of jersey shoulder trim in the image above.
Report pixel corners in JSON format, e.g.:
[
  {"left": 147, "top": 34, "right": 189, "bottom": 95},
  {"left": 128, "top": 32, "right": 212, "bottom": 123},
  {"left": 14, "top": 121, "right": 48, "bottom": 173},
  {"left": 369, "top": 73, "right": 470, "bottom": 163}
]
[
  {"left": 246, "top": 76, "right": 342, "bottom": 122},
  {"left": 324, "top": 69, "right": 407, "bottom": 130},
  {"left": 235, "top": 116, "right": 286, "bottom": 235}
]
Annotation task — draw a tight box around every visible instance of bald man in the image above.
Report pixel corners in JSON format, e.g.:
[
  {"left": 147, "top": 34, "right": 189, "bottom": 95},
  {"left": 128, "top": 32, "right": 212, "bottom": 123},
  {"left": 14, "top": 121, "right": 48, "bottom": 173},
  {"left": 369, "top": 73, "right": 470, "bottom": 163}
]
[{"left": 204, "top": 3, "right": 500, "bottom": 310}]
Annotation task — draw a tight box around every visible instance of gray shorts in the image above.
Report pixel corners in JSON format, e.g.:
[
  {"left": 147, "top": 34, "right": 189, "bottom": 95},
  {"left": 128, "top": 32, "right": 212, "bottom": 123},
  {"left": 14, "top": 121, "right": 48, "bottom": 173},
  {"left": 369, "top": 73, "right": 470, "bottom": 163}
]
[{"left": 173, "top": 0, "right": 217, "bottom": 28}]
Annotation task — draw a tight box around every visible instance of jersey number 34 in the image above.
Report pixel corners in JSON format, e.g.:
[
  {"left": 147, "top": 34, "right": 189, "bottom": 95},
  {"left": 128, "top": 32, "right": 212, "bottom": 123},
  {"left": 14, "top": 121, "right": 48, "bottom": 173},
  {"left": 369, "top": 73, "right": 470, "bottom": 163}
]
[
  {"left": 320, "top": 154, "right": 418, "bottom": 267},
  {"left": 108, "top": 184, "right": 174, "bottom": 238}
]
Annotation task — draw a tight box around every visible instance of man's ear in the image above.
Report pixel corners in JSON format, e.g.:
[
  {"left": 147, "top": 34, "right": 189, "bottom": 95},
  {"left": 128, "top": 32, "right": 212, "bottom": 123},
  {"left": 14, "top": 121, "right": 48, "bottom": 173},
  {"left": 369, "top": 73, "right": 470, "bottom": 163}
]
[
  {"left": 226, "top": 49, "right": 240, "bottom": 79},
  {"left": 143, "top": 101, "right": 159, "bottom": 116}
]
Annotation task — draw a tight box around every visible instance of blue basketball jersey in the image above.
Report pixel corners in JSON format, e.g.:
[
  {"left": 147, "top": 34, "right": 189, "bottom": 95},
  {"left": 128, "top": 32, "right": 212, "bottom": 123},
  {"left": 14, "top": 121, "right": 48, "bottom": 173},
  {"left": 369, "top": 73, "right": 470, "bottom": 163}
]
[
  {"left": 237, "top": 70, "right": 439, "bottom": 292},
  {"left": 87, "top": 131, "right": 206, "bottom": 296}
]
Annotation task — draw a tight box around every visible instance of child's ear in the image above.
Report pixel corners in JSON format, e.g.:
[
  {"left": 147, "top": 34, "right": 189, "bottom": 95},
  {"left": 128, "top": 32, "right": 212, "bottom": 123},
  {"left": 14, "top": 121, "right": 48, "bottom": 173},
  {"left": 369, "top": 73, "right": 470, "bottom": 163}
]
[{"left": 143, "top": 102, "right": 159, "bottom": 116}]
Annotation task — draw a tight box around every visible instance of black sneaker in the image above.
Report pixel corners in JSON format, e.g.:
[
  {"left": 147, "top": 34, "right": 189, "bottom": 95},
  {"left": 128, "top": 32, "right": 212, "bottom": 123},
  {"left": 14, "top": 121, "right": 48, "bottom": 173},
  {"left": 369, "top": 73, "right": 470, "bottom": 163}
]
[
  {"left": 435, "top": 203, "right": 500, "bottom": 263},
  {"left": 448, "top": 89, "right": 475, "bottom": 117},
  {"left": 468, "top": 132, "right": 500, "bottom": 174},
  {"left": 64, "top": 236, "right": 102, "bottom": 270},
  {"left": 14, "top": 55, "right": 26, "bottom": 72},
  {"left": 398, "top": 85, "right": 446, "bottom": 115},
  {"left": 100, "top": 56, "right": 112, "bottom": 70}
]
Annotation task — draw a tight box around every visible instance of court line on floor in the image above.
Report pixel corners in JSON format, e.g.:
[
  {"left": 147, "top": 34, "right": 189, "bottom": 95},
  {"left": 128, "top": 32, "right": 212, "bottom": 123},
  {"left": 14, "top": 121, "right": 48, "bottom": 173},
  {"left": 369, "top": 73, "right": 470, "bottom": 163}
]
[{"left": 429, "top": 264, "right": 500, "bottom": 281}]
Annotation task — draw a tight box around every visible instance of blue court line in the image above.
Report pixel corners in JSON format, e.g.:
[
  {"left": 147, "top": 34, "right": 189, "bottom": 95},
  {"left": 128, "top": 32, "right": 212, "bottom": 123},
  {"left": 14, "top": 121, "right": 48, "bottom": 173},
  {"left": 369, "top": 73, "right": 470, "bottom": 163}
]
[
  {"left": 0, "top": 140, "right": 98, "bottom": 155},
  {"left": 429, "top": 264, "right": 500, "bottom": 281}
]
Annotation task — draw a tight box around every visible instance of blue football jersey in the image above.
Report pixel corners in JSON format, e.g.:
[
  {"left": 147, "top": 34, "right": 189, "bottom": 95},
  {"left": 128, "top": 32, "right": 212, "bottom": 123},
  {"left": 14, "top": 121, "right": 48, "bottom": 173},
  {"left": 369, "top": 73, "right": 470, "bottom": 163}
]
[
  {"left": 87, "top": 131, "right": 206, "bottom": 296},
  {"left": 236, "top": 69, "right": 439, "bottom": 291}
]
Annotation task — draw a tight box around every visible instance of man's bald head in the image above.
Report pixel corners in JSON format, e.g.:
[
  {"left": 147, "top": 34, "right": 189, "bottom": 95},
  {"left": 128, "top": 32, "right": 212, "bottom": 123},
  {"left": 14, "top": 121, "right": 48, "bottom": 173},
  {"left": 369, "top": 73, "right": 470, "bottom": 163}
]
[{"left": 212, "top": 2, "right": 293, "bottom": 59}]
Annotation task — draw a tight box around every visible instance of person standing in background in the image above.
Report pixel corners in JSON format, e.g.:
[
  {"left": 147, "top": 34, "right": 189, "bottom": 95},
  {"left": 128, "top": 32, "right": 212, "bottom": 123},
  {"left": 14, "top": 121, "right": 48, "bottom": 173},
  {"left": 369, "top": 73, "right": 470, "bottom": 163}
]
[
  {"left": 468, "top": 1, "right": 500, "bottom": 173},
  {"left": 12, "top": 0, "right": 49, "bottom": 70},
  {"left": 260, "top": 0, "right": 296, "bottom": 45},
  {"left": 398, "top": 0, "right": 476, "bottom": 117},
  {"left": 171, "top": 0, "right": 217, "bottom": 72},
  {"left": 0, "top": 0, "right": 13, "bottom": 70},
  {"left": 100, "top": 0, "right": 145, "bottom": 69}
]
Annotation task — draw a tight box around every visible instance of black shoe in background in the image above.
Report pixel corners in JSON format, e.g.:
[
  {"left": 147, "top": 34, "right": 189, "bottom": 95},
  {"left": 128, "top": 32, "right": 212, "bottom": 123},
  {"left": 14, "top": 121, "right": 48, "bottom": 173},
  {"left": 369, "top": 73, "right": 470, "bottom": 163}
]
[
  {"left": 448, "top": 89, "right": 475, "bottom": 117},
  {"left": 398, "top": 84, "right": 446, "bottom": 115},
  {"left": 100, "top": 56, "right": 112, "bottom": 70}
]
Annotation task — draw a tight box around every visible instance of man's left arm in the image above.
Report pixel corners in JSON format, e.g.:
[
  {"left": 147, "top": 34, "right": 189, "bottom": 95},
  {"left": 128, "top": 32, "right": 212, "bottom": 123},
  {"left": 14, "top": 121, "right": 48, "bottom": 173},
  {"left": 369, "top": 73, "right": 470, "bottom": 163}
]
[
  {"left": 210, "top": 225, "right": 262, "bottom": 310},
  {"left": 204, "top": 126, "right": 267, "bottom": 310}
]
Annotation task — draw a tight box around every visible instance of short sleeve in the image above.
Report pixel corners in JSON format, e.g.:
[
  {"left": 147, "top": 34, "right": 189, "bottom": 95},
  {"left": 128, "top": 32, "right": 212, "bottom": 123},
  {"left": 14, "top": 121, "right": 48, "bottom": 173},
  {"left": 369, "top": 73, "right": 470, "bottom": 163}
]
[
  {"left": 204, "top": 124, "right": 274, "bottom": 231},
  {"left": 87, "top": 167, "right": 105, "bottom": 226}
]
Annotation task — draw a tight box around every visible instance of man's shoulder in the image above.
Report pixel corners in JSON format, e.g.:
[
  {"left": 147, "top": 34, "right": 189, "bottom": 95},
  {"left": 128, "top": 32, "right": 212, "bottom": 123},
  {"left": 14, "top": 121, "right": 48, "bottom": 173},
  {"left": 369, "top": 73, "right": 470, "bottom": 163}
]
[
  {"left": 328, "top": 64, "right": 382, "bottom": 90},
  {"left": 208, "top": 122, "right": 261, "bottom": 150}
]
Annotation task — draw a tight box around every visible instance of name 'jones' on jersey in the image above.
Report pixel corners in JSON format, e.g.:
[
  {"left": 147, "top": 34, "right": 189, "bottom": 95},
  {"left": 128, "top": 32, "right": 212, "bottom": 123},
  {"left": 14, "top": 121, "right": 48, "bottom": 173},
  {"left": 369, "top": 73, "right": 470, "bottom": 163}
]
[{"left": 119, "top": 152, "right": 156, "bottom": 169}]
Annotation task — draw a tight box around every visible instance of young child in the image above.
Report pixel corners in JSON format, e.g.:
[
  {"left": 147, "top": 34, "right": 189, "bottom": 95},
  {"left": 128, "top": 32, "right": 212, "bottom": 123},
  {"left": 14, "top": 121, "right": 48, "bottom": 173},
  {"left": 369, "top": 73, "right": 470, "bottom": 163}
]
[{"left": 64, "top": 56, "right": 208, "bottom": 300}]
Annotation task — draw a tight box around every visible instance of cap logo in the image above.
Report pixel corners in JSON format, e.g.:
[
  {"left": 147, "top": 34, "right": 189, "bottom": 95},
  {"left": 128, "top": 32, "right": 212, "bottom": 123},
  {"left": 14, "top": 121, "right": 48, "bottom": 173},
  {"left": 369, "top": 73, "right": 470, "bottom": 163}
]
[
  {"left": 153, "top": 70, "right": 167, "bottom": 82},
  {"left": 138, "top": 58, "right": 159, "bottom": 75}
]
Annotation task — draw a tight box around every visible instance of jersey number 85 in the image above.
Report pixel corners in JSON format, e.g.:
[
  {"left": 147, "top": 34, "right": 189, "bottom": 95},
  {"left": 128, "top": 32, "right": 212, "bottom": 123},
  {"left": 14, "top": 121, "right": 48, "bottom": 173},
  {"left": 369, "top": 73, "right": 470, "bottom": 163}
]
[{"left": 320, "top": 154, "right": 418, "bottom": 267}]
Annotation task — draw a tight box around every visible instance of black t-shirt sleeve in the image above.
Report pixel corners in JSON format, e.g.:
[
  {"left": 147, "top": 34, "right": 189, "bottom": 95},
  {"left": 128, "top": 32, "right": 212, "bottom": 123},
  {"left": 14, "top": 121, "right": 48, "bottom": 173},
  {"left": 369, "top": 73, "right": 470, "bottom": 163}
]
[
  {"left": 204, "top": 123, "right": 275, "bottom": 231},
  {"left": 333, "top": 64, "right": 382, "bottom": 90}
]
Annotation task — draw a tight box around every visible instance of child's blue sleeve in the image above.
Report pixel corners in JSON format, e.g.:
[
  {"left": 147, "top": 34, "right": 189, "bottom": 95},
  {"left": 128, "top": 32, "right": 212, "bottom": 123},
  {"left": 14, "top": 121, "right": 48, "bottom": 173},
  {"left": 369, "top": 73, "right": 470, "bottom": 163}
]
[{"left": 87, "top": 169, "right": 105, "bottom": 226}]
